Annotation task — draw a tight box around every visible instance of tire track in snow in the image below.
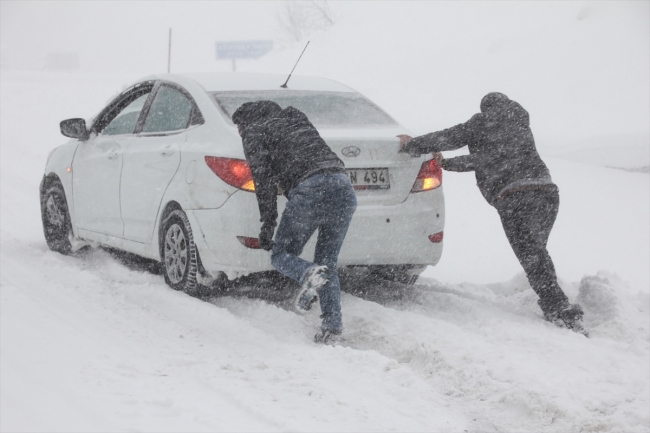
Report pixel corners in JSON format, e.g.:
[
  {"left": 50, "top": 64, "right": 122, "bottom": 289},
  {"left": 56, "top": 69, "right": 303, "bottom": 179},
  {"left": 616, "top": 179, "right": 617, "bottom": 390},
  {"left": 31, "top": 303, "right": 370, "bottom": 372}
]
[
  {"left": 335, "top": 274, "right": 650, "bottom": 432},
  {"left": 215, "top": 272, "right": 649, "bottom": 432}
]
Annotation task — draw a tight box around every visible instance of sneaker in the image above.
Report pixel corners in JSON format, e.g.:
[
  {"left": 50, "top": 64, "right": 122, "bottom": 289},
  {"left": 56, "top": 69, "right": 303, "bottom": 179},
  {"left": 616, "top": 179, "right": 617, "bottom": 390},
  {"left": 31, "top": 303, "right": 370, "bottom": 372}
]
[
  {"left": 293, "top": 266, "right": 330, "bottom": 314},
  {"left": 544, "top": 303, "right": 589, "bottom": 337},
  {"left": 314, "top": 329, "right": 342, "bottom": 344}
]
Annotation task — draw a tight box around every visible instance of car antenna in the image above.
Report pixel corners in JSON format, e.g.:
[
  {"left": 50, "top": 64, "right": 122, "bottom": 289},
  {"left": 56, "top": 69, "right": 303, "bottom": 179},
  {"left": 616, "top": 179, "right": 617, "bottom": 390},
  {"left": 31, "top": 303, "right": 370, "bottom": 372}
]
[{"left": 280, "top": 41, "right": 310, "bottom": 88}]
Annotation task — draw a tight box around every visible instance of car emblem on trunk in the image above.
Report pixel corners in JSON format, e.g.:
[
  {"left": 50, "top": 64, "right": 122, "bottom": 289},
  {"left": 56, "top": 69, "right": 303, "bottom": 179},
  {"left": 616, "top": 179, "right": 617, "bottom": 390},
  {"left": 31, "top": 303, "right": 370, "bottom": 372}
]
[{"left": 342, "top": 146, "right": 361, "bottom": 157}]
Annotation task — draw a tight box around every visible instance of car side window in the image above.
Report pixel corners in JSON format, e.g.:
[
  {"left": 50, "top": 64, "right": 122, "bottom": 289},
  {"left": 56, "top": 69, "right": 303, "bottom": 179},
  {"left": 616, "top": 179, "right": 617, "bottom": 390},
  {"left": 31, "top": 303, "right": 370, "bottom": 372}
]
[
  {"left": 101, "top": 92, "right": 151, "bottom": 136},
  {"left": 141, "top": 86, "right": 193, "bottom": 133}
]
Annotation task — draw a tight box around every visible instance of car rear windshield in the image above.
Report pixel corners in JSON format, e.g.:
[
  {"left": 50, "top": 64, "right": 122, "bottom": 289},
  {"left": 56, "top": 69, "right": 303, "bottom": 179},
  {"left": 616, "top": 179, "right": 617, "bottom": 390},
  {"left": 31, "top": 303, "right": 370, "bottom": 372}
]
[{"left": 211, "top": 91, "right": 398, "bottom": 128}]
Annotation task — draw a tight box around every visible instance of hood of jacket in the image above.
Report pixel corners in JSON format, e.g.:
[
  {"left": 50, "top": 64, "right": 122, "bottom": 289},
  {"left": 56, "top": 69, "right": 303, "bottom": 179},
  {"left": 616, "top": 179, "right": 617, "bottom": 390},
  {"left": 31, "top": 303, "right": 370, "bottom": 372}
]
[
  {"left": 232, "top": 100, "right": 282, "bottom": 127},
  {"left": 480, "top": 92, "right": 529, "bottom": 128},
  {"left": 277, "top": 105, "right": 308, "bottom": 122}
]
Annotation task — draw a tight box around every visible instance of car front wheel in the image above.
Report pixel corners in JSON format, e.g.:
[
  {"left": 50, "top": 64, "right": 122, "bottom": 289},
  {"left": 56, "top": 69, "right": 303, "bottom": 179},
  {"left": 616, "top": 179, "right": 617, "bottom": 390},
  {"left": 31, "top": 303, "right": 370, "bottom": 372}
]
[
  {"left": 161, "top": 209, "right": 198, "bottom": 294},
  {"left": 40, "top": 181, "right": 73, "bottom": 255}
]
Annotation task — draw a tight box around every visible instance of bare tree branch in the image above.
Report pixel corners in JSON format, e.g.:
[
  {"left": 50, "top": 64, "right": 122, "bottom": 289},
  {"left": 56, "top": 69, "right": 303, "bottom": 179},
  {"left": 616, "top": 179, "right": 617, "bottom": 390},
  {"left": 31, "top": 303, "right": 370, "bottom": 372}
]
[{"left": 276, "top": 1, "right": 335, "bottom": 44}]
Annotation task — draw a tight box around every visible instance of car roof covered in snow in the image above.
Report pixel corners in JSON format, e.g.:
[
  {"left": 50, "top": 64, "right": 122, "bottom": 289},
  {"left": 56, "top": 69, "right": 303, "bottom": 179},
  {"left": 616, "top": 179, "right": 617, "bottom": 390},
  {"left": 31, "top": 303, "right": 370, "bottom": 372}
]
[{"left": 170, "top": 72, "right": 355, "bottom": 93}]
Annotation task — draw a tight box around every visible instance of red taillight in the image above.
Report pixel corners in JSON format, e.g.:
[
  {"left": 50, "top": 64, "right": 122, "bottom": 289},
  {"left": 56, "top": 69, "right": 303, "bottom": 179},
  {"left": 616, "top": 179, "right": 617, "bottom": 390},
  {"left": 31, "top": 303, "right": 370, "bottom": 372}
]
[
  {"left": 205, "top": 157, "right": 255, "bottom": 192},
  {"left": 237, "top": 236, "right": 261, "bottom": 249},
  {"left": 428, "top": 232, "right": 444, "bottom": 243},
  {"left": 411, "top": 159, "right": 442, "bottom": 193}
]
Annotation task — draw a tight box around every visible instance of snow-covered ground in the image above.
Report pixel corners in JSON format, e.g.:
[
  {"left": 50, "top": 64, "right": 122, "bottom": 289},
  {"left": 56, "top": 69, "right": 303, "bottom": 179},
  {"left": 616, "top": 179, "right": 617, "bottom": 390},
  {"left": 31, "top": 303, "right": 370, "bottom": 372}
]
[{"left": 2, "top": 67, "right": 649, "bottom": 432}]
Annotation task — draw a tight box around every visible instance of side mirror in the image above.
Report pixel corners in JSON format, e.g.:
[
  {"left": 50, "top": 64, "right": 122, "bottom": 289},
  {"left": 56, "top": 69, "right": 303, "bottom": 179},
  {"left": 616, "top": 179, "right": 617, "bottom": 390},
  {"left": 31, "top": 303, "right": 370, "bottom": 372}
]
[{"left": 60, "top": 118, "right": 89, "bottom": 140}]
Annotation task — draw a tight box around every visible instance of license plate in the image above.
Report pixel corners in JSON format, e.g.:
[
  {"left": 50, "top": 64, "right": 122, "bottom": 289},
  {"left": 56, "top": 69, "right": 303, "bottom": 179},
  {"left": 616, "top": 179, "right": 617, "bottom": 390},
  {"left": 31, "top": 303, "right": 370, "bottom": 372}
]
[{"left": 346, "top": 168, "right": 390, "bottom": 190}]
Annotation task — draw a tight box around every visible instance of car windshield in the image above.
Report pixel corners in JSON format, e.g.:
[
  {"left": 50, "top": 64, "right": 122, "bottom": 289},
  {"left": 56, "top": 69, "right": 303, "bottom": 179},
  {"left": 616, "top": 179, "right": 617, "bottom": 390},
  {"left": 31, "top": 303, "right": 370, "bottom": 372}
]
[{"left": 211, "top": 91, "right": 398, "bottom": 128}]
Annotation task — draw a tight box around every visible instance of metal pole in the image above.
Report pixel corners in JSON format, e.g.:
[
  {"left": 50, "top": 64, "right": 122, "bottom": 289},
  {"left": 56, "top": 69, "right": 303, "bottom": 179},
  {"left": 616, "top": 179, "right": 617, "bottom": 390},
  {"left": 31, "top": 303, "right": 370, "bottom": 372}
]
[{"left": 168, "top": 28, "right": 172, "bottom": 73}]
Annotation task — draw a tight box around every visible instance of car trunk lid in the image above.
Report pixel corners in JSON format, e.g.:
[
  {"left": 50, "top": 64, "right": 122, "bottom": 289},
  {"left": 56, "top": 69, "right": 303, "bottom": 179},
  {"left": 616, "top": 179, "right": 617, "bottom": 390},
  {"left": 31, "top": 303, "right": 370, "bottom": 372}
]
[{"left": 320, "top": 132, "right": 425, "bottom": 206}]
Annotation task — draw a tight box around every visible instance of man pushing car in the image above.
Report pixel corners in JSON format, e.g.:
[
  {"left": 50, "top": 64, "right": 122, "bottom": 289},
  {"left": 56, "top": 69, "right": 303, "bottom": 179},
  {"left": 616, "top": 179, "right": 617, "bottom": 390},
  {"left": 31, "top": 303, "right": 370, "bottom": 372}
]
[
  {"left": 232, "top": 100, "right": 357, "bottom": 343},
  {"left": 399, "top": 92, "right": 587, "bottom": 336}
]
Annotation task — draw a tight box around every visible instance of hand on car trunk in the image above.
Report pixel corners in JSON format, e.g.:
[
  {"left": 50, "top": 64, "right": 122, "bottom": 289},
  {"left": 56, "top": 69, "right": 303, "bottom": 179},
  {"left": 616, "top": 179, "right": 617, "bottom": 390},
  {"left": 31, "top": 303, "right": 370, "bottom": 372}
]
[{"left": 397, "top": 134, "right": 413, "bottom": 151}]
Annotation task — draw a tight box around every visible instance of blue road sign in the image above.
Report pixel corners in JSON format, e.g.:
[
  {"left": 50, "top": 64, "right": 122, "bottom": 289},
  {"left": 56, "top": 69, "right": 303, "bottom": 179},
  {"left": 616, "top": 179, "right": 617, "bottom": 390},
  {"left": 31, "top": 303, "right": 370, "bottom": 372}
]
[{"left": 216, "top": 40, "right": 274, "bottom": 60}]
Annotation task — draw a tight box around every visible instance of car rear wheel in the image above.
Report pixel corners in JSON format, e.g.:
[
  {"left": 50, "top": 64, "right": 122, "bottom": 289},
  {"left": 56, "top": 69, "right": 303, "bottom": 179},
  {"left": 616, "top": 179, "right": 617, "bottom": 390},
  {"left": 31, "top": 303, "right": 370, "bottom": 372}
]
[
  {"left": 40, "top": 181, "right": 73, "bottom": 255},
  {"left": 370, "top": 265, "right": 426, "bottom": 285},
  {"left": 161, "top": 209, "right": 198, "bottom": 294}
]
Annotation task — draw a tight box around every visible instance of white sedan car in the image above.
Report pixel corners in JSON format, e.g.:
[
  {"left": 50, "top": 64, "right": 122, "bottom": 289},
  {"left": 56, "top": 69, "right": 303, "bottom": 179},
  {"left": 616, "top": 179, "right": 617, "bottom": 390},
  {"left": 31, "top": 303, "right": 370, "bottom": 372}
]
[{"left": 41, "top": 73, "right": 445, "bottom": 294}]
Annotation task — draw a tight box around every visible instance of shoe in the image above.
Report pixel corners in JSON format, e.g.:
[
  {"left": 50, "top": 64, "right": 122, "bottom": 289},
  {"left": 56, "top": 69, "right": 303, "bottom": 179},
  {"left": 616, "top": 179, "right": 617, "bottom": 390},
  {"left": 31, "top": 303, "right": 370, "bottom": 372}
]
[
  {"left": 314, "top": 329, "right": 342, "bottom": 344},
  {"left": 293, "top": 266, "right": 329, "bottom": 314},
  {"left": 544, "top": 303, "right": 589, "bottom": 337}
]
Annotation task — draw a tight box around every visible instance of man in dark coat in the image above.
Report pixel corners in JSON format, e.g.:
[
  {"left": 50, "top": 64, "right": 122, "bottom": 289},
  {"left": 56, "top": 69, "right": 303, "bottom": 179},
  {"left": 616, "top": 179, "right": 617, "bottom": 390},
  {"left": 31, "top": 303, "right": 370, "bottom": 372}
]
[
  {"left": 232, "top": 101, "right": 357, "bottom": 343},
  {"left": 399, "top": 92, "right": 587, "bottom": 336}
]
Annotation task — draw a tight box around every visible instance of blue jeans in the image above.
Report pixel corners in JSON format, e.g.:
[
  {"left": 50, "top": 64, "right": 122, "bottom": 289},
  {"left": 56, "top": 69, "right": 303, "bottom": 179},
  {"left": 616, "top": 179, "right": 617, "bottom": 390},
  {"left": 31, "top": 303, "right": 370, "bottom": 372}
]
[{"left": 271, "top": 173, "right": 357, "bottom": 332}]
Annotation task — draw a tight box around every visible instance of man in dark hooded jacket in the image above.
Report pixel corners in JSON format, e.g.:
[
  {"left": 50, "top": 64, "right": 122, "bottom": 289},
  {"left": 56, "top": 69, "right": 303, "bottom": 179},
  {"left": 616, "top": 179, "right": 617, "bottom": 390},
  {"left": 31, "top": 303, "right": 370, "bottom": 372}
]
[
  {"left": 232, "top": 101, "right": 357, "bottom": 343},
  {"left": 399, "top": 92, "right": 587, "bottom": 336}
]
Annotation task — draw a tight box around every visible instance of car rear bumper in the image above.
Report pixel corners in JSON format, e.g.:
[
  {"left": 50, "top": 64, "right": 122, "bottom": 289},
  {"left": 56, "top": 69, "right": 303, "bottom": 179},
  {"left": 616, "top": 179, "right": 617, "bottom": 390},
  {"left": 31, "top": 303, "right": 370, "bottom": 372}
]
[{"left": 188, "top": 188, "right": 445, "bottom": 280}]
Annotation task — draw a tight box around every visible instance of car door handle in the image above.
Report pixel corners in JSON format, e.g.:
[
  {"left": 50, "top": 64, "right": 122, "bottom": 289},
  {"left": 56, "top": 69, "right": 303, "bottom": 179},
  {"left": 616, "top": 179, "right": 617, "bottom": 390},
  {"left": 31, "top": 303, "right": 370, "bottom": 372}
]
[
  {"left": 160, "top": 146, "right": 175, "bottom": 156},
  {"left": 107, "top": 152, "right": 119, "bottom": 160}
]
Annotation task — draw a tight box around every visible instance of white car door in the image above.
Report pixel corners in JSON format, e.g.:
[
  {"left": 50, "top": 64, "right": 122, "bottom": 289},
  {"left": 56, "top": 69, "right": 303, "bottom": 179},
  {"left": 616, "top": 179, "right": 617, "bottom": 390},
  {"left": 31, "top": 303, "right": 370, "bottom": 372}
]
[
  {"left": 72, "top": 84, "right": 154, "bottom": 237},
  {"left": 120, "top": 83, "right": 202, "bottom": 243}
]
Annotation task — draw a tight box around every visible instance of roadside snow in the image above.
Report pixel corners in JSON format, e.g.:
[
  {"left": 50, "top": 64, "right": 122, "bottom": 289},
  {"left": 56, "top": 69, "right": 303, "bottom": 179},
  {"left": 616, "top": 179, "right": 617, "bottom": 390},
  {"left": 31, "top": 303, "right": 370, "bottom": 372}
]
[
  {"left": 539, "top": 133, "right": 649, "bottom": 172},
  {"left": 1, "top": 242, "right": 479, "bottom": 432}
]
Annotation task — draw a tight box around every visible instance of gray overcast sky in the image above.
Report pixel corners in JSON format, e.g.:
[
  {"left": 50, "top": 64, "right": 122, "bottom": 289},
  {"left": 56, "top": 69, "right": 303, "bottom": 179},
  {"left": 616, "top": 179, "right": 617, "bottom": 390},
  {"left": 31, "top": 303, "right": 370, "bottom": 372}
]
[
  {"left": 0, "top": 1, "right": 275, "bottom": 73},
  {"left": 2, "top": 1, "right": 648, "bottom": 146}
]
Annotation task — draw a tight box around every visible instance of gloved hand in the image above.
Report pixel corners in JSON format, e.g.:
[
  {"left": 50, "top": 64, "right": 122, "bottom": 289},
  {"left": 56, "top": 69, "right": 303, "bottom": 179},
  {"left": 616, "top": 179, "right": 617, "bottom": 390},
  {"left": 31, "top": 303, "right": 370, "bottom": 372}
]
[
  {"left": 396, "top": 134, "right": 413, "bottom": 152},
  {"left": 258, "top": 223, "right": 275, "bottom": 251}
]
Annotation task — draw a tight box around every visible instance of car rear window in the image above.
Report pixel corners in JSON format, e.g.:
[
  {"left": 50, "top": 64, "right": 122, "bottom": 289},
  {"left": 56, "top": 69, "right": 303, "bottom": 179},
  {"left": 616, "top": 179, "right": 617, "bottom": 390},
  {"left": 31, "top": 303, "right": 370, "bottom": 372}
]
[{"left": 211, "top": 90, "right": 398, "bottom": 128}]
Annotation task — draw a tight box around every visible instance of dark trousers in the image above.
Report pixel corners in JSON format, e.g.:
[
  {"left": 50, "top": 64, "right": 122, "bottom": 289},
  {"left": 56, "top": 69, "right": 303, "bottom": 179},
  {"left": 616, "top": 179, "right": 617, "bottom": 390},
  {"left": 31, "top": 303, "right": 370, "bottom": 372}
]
[{"left": 495, "top": 187, "right": 568, "bottom": 314}]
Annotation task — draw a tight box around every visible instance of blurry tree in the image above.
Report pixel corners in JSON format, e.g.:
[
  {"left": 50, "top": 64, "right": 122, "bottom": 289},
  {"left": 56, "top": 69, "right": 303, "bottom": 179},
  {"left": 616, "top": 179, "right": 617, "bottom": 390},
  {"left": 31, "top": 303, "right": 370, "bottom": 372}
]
[{"left": 276, "top": 1, "right": 334, "bottom": 44}]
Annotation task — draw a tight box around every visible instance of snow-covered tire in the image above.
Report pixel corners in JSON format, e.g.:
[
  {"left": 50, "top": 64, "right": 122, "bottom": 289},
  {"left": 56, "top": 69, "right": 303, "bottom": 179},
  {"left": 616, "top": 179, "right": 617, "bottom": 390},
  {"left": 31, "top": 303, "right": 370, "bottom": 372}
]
[
  {"left": 161, "top": 209, "right": 198, "bottom": 294},
  {"left": 40, "top": 181, "right": 73, "bottom": 255}
]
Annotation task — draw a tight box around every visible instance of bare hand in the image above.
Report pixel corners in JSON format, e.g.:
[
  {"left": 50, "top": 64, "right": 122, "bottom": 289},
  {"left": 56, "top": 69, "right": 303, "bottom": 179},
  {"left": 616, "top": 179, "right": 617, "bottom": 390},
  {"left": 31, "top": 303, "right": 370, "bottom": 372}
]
[
  {"left": 433, "top": 152, "right": 443, "bottom": 166},
  {"left": 397, "top": 134, "right": 413, "bottom": 151}
]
